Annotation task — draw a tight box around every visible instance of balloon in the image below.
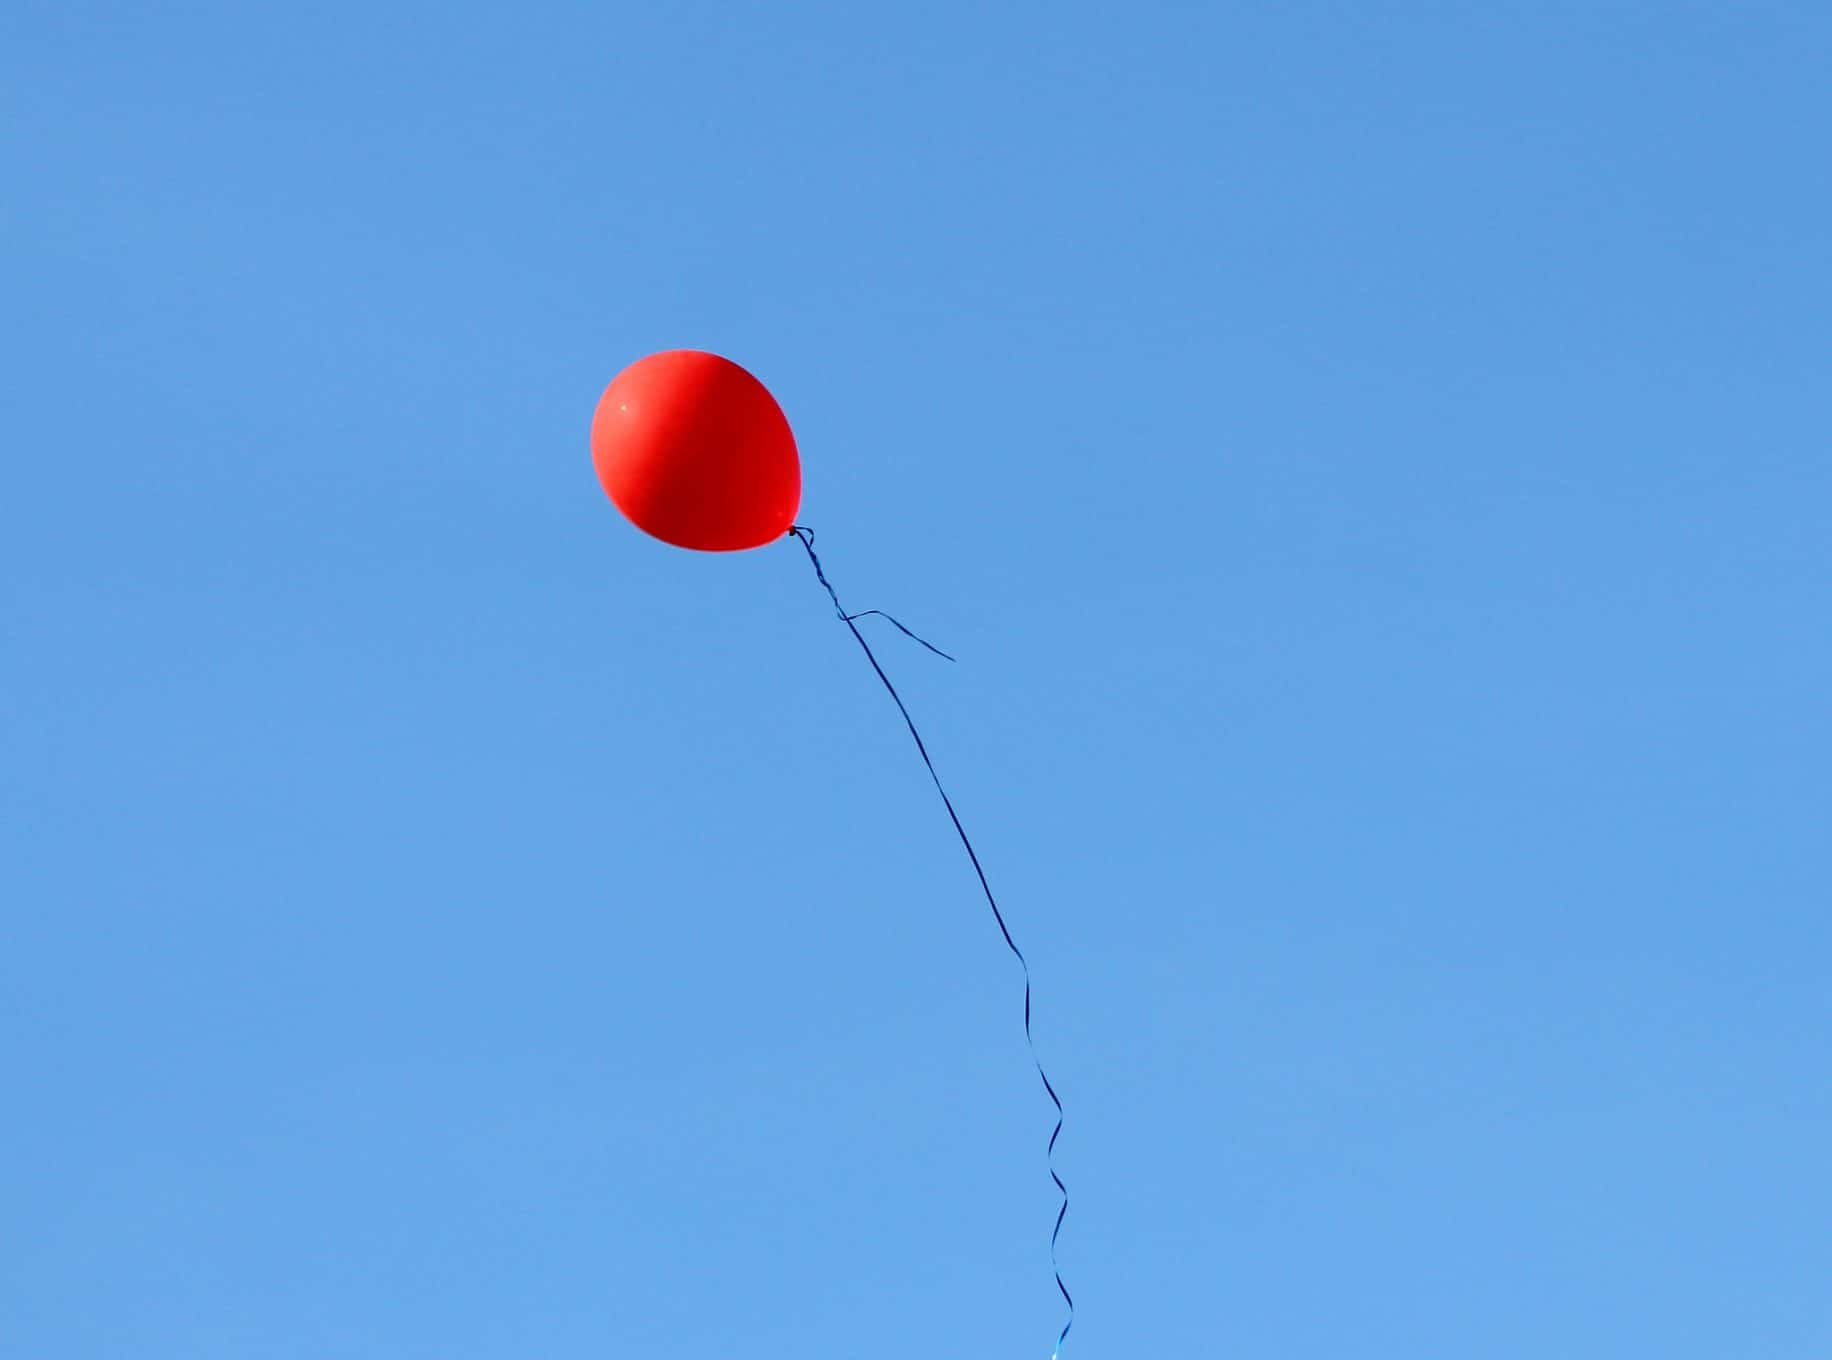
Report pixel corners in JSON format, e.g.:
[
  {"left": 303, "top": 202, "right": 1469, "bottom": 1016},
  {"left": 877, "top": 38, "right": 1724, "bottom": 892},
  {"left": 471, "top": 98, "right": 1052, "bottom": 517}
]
[{"left": 591, "top": 350, "right": 802, "bottom": 552}]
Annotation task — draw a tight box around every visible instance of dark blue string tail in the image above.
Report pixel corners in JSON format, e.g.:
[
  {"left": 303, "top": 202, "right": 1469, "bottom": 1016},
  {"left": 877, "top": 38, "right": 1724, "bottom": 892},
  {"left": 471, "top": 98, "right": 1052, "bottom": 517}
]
[
  {"left": 788, "top": 524, "right": 1074, "bottom": 1358},
  {"left": 843, "top": 610, "right": 957, "bottom": 662}
]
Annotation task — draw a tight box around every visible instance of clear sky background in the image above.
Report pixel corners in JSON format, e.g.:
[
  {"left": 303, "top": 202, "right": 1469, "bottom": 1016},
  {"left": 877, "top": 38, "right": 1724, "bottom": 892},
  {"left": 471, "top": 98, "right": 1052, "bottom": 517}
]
[{"left": 5, "top": 3, "right": 1829, "bottom": 1356}]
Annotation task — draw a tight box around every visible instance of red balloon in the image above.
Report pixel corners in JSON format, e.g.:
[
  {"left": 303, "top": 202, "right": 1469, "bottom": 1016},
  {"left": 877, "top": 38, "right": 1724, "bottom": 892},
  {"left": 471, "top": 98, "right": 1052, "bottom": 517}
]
[{"left": 591, "top": 350, "right": 802, "bottom": 552}]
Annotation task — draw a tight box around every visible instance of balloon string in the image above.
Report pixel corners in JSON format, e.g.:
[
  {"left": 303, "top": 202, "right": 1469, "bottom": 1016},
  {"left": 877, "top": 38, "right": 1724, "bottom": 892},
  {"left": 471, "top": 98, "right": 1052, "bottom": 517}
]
[
  {"left": 788, "top": 525, "right": 1074, "bottom": 1359},
  {"left": 842, "top": 610, "right": 957, "bottom": 663}
]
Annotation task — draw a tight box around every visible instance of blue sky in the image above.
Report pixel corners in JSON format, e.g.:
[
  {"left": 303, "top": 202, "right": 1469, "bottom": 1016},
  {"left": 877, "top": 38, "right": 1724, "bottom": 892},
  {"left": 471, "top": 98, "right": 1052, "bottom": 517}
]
[{"left": 4, "top": 2, "right": 1829, "bottom": 1355}]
